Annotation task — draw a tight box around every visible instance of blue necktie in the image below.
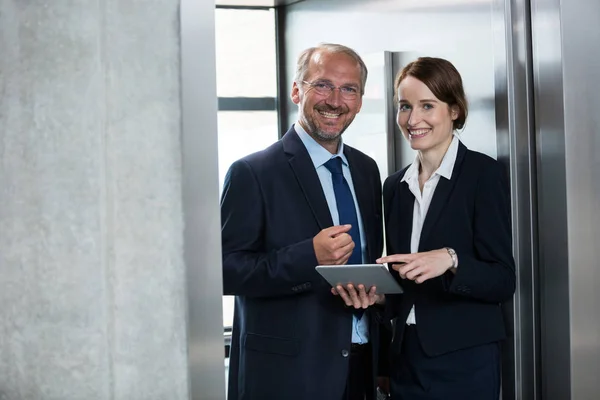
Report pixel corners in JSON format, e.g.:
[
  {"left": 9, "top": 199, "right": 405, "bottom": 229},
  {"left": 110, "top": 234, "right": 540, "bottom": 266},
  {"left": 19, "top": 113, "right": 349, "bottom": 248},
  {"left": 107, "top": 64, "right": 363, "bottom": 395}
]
[{"left": 324, "top": 157, "right": 364, "bottom": 318}]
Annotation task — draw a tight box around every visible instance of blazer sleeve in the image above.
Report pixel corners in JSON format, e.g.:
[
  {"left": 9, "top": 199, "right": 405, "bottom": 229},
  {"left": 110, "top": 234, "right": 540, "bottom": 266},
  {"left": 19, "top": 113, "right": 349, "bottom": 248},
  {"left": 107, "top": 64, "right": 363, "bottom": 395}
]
[
  {"left": 220, "top": 159, "right": 321, "bottom": 298},
  {"left": 443, "top": 161, "right": 516, "bottom": 303}
]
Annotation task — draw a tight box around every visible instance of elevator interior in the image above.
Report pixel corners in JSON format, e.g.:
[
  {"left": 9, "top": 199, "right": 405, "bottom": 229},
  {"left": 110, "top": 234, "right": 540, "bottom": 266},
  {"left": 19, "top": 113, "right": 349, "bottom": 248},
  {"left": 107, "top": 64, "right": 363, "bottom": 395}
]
[{"left": 195, "top": 0, "right": 600, "bottom": 398}]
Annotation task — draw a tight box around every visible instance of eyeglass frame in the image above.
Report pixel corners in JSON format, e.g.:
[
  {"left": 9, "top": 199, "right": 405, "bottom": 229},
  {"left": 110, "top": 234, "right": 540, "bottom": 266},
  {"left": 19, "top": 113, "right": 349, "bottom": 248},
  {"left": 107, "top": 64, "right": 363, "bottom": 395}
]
[{"left": 301, "top": 80, "right": 361, "bottom": 100}]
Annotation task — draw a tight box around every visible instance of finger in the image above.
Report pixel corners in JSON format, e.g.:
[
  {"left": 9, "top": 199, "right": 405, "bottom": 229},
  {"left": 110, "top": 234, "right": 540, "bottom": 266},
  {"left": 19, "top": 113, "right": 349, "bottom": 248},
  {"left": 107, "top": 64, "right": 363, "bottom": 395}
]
[
  {"left": 361, "top": 285, "right": 377, "bottom": 307},
  {"left": 391, "top": 262, "right": 406, "bottom": 271},
  {"left": 368, "top": 286, "right": 378, "bottom": 305},
  {"left": 414, "top": 272, "right": 433, "bottom": 284},
  {"left": 334, "top": 252, "right": 352, "bottom": 265},
  {"left": 331, "top": 287, "right": 339, "bottom": 295},
  {"left": 368, "top": 285, "right": 377, "bottom": 296},
  {"left": 398, "top": 261, "right": 419, "bottom": 278},
  {"left": 415, "top": 267, "right": 444, "bottom": 284},
  {"left": 333, "top": 243, "right": 354, "bottom": 265},
  {"left": 331, "top": 232, "right": 353, "bottom": 248},
  {"left": 345, "top": 284, "right": 362, "bottom": 308},
  {"left": 357, "top": 284, "right": 370, "bottom": 308},
  {"left": 405, "top": 266, "right": 425, "bottom": 281},
  {"left": 325, "top": 224, "right": 352, "bottom": 238},
  {"left": 336, "top": 285, "right": 354, "bottom": 306},
  {"left": 377, "top": 253, "right": 415, "bottom": 264}
]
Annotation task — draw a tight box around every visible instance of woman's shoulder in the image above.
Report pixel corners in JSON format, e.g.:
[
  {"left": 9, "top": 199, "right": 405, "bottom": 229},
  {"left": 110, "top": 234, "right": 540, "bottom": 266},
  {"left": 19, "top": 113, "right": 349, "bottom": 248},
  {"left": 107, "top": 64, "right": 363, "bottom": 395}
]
[
  {"left": 458, "top": 147, "right": 510, "bottom": 197},
  {"left": 463, "top": 147, "right": 506, "bottom": 178},
  {"left": 383, "top": 165, "right": 410, "bottom": 192}
]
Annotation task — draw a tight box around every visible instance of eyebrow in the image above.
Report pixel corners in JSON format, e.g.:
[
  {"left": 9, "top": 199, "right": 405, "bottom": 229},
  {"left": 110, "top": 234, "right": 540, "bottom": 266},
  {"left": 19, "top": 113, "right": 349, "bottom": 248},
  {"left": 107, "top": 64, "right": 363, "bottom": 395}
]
[
  {"left": 314, "top": 79, "right": 359, "bottom": 88},
  {"left": 399, "top": 99, "right": 439, "bottom": 103}
]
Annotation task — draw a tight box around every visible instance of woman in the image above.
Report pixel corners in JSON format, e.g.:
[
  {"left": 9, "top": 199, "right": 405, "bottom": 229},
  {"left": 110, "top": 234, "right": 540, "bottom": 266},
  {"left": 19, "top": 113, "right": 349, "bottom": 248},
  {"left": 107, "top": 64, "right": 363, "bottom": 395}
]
[{"left": 376, "top": 57, "right": 516, "bottom": 399}]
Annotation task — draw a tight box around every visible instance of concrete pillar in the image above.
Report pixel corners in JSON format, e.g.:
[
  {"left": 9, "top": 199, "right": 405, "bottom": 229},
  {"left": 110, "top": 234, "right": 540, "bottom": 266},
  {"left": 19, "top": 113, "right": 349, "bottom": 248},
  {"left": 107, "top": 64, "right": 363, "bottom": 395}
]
[{"left": 0, "top": 1, "right": 201, "bottom": 399}]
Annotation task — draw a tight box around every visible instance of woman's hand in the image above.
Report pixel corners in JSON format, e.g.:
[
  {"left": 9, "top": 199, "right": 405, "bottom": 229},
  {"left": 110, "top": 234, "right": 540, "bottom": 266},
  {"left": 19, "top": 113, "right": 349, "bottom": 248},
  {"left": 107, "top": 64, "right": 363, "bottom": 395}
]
[
  {"left": 377, "top": 249, "right": 455, "bottom": 284},
  {"left": 331, "top": 284, "right": 385, "bottom": 308}
]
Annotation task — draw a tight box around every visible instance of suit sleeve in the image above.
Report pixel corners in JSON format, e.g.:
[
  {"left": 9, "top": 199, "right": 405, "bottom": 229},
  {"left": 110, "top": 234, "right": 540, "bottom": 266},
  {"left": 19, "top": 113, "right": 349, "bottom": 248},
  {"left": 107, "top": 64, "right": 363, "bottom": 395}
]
[
  {"left": 221, "top": 159, "right": 321, "bottom": 298},
  {"left": 443, "top": 162, "right": 516, "bottom": 303}
]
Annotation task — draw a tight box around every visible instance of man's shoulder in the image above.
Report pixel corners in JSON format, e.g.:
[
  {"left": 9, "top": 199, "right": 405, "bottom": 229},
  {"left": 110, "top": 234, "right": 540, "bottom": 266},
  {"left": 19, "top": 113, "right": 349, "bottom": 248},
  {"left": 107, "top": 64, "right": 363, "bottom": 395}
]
[
  {"left": 344, "top": 144, "right": 378, "bottom": 168},
  {"left": 238, "top": 139, "right": 285, "bottom": 167}
]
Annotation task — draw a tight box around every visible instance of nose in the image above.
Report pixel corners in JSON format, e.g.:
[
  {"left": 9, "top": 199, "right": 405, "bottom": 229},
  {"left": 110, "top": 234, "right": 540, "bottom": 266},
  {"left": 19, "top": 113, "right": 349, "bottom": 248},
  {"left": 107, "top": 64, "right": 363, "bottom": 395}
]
[
  {"left": 407, "top": 108, "right": 421, "bottom": 127},
  {"left": 325, "top": 87, "right": 342, "bottom": 107}
]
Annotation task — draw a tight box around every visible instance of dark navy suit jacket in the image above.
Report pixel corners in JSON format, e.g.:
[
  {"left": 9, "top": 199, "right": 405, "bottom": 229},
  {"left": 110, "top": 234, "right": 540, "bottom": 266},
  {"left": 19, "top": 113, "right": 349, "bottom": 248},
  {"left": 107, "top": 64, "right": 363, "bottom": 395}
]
[
  {"left": 383, "top": 142, "right": 516, "bottom": 358},
  {"left": 221, "top": 127, "right": 384, "bottom": 400}
]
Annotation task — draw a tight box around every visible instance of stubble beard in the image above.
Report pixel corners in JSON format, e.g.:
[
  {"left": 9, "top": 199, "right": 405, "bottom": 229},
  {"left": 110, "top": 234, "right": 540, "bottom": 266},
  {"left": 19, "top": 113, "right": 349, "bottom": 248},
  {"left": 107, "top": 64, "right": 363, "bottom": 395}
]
[{"left": 301, "top": 109, "right": 355, "bottom": 144}]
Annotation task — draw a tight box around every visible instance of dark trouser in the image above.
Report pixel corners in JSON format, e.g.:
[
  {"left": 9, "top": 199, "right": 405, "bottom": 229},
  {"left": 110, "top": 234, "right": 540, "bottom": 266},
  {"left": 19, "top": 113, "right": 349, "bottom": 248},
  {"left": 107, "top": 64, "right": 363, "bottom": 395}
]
[
  {"left": 391, "top": 325, "right": 501, "bottom": 400},
  {"left": 344, "top": 342, "right": 374, "bottom": 400}
]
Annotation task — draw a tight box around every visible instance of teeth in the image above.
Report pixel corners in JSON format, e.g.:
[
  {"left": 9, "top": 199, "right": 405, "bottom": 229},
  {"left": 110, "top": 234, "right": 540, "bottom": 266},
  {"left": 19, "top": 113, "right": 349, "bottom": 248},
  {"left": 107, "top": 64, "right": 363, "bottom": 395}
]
[
  {"left": 319, "top": 111, "right": 341, "bottom": 118},
  {"left": 409, "top": 129, "right": 430, "bottom": 136}
]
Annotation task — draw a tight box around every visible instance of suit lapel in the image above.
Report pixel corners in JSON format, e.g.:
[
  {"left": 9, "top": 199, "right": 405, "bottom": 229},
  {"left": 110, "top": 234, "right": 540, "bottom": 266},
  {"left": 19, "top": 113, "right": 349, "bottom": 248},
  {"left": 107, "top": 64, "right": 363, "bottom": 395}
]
[
  {"left": 396, "top": 178, "right": 414, "bottom": 255},
  {"left": 344, "top": 146, "right": 374, "bottom": 260},
  {"left": 384, "top": 174, "right": 413, "bottom": 283},
  {"left": 419, "top": 142, "right": 467, "bottom": 247},
  {"left": 283, "top": 127, "right": 333, "bottom": 230}
]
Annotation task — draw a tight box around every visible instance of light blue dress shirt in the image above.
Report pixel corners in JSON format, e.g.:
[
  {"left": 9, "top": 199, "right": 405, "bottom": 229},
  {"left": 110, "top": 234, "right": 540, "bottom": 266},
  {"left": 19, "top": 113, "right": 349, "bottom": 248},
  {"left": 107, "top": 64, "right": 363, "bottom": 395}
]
[{"left": 295, "top": 124, "right": 369, "bottom": 344}]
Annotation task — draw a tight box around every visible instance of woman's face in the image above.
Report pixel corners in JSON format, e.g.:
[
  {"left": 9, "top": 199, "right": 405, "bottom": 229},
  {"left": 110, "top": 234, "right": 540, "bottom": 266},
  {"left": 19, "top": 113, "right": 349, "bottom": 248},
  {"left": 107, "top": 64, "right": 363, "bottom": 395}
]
[{"left": 396, "top": 75, "right": 458, "bottom": 153}]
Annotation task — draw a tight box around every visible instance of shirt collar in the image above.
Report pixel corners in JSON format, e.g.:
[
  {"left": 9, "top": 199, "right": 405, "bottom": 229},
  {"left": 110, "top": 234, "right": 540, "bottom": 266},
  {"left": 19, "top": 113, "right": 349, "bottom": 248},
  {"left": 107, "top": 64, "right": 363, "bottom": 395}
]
[
  {"left": 401, "top": 134, "right": 460, "bottom": 182},
  {"left": 294, "top": 122, "right": 348, "bottom": 168}
]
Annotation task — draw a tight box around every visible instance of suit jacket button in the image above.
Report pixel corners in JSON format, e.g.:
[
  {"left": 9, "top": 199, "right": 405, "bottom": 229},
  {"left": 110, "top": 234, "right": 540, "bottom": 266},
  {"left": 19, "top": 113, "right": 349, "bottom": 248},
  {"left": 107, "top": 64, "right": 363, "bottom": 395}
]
[{"left": 341, "top": 349, "right": 349, "bottom": 358}]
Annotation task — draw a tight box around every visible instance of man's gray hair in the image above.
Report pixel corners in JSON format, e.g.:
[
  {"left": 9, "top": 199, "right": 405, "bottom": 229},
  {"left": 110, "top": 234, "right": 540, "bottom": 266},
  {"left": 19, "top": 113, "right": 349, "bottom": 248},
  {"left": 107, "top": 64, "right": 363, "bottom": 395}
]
[{"left": 294, "top": 43, "right": 368, "bottom": 95}]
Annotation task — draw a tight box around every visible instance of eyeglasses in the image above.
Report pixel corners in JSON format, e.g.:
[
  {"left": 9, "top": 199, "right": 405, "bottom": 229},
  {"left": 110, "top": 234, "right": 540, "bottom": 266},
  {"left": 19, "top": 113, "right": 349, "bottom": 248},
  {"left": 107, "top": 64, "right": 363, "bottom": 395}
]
[{"left": 301, "top": 80, "right": 360, "bottom": 100}]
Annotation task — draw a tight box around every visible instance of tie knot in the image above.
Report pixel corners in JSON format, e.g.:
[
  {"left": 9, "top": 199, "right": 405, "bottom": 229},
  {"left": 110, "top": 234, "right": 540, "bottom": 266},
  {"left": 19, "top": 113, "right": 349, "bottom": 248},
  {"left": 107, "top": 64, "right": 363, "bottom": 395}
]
[{"left": 324, "top": 157, "right": 343, "bottom": 176}]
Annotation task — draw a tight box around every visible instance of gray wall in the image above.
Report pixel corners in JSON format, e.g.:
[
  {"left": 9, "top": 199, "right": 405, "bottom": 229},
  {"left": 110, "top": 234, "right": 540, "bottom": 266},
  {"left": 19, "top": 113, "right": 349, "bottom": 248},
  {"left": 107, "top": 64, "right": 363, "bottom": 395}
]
[{"left": 0, "top": 1, "right": 190, "bottom": 399}]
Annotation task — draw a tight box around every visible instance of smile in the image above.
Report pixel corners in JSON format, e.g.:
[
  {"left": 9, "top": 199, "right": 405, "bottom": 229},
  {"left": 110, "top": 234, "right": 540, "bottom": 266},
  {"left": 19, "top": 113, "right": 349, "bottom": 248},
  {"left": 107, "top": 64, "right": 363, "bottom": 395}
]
[
  {"left": 408, "top": 128, "right": 431, "bottom": 138},
  {"left": 318, "top": 111, "right": 342, "bottom": 119}
]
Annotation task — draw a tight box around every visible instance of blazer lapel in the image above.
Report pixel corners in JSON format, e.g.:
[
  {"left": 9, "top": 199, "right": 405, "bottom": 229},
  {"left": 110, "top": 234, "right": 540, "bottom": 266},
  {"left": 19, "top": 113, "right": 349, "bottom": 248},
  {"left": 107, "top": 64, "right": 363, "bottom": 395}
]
[
  {"left": 419, "top": 142, "right": 467, "bottom": 247},
  {"left": 283, "top": 127, "right": 333, "bottom": 230},
  {"left": 385, "top": 175, "right": 413, "bottom": 283},
  {"left": 344, "top": 146, "right": 375, "bottom": 260},
  {"left": 396, "top": 179, "right": 414, "bottom": 255}
]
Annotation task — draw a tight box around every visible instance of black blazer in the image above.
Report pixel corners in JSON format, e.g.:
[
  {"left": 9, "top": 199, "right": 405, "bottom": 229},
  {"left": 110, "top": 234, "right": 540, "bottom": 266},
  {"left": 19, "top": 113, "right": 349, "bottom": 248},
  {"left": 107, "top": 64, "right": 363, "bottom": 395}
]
[
  {"left": 383, "top": 141, "right": 516, "bottom": 357},
  {"left": 221, "top": 127, "right": 384, "bottom": 400}
]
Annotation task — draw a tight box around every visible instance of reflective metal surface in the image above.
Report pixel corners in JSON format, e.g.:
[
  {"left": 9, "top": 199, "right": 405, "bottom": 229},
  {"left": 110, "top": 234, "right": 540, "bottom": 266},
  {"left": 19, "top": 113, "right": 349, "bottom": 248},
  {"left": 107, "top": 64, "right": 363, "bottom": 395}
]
[
  {"left": 560, "top": 0, "right": 600, "bottom": 394},
  {"left": 532, "top": 0, "right": 600, "bottom": 398},
  {"left": 493, "top": 0, "right": 539, "bottom": 398},
  {"left": 531, "top": 1, "right": 570, "bottom": 398},
  {"left": 181, "top": 1, "right": 226, "bottom": 399}
]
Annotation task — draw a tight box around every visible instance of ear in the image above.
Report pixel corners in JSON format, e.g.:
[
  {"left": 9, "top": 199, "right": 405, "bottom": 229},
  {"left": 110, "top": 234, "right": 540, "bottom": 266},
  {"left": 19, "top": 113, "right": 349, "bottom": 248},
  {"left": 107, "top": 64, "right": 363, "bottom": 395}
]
[
  {"left": 291, "top": 82, "right": 301, "bottom": 105},
  {"left": 450, "top": 105, "right": 459, "bottom": 121}
]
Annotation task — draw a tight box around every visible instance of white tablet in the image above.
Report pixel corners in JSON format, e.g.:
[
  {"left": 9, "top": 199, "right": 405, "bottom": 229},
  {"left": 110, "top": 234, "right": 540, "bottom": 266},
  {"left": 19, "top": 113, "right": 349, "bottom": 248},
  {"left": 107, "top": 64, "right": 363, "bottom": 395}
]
[{"left": 315, "top": 264, "right": 404, "bottom": 294}]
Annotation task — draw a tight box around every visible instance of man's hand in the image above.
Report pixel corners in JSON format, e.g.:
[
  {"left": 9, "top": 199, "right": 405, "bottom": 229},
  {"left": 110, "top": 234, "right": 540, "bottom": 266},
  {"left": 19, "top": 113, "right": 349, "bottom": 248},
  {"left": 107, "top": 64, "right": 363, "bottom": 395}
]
[
  {"left": 313, "top": 225, "right": 355, "bottom": 265},
  {"left": 331, "top": 283, "right": 383, "bottom": 309}
]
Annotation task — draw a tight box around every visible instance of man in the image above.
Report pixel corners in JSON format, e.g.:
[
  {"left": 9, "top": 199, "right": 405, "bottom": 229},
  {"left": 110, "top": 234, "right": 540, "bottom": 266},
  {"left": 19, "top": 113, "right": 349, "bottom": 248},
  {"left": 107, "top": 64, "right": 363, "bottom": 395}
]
[{"left": 221, "top": 43, "right": 385, "bottom": 400}]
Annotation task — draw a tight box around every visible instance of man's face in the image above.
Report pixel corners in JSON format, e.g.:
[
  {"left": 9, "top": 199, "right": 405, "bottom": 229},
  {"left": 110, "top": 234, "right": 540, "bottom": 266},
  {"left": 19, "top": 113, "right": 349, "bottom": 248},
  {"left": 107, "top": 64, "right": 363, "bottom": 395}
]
[{"left": 291, "top": 51, "right": 363, "bottom": 144}]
